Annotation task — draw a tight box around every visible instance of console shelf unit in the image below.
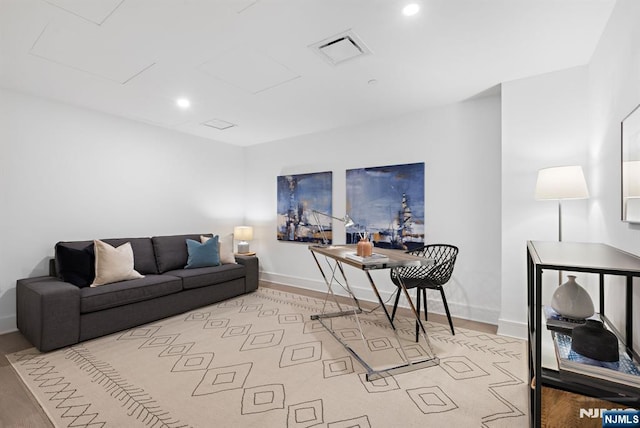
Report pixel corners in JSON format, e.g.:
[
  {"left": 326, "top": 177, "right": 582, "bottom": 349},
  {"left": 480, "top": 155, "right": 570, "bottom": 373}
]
[{"left": 527, "top": 241, "right": 640, "bottom": 428}]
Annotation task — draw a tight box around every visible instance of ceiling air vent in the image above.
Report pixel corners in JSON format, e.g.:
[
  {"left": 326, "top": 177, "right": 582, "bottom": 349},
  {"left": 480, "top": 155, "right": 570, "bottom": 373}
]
[
  {"left": 309, "top": 30, "right": 372, "bottom": 66},
  {"left": 202, "top": 118, "right": 236, "bottom": 130}
]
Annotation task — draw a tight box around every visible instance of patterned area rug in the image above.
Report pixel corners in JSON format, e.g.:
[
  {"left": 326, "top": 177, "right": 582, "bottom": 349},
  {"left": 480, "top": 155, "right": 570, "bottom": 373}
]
[{"left": 9, "top": 288, "right": 528, "bottom": 427}]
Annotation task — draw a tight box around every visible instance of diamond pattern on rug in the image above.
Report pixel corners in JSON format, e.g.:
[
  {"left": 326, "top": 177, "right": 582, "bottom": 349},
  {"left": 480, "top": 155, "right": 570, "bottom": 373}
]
[
  {"left": 439, "top": 355, "right": 490, "bottom": 380},
  {"left": 117, "top": 326, "right": 160, "bottom": 340},
  {"left": 8, "top": 287, "right": 528, "bottom": 427},
  {"left": 367, "top": 337, "right": 393, "bottom": 352},
  {"left": 192, "top": 362, "right": 252, "bottom": 396},
  {"left": 221, "top": 324, "right": 251, "bottom": 338},
  {"left": 278, "top": 313, "right": 304, "bottom": 324},
  {"left": 140, "top": 334, "right": 178, "bottom": 348},
  {"left": 171, "top": 352, "right": 214, "bottom": 372},
  {"left": 184, "top": 311, "right": 210, "bottom": 321},
  {"left": 240, "top": 329, "right": 285, "bottom": 351},
  {"left": 241, "top": 383, "right": 285, "bottom": 414},
  {"left": 358, "top": 373, "right": 400, "bottom": 393},
  {"left": 407, "top": 386, "right": 458, "bottom": 414},
  {"left": 239, "top": 303, "right": 263, "bottom": 312},
  {"left": 303, "top": 319, "right": 331, "bottom": 333},
  {"left": 287, "top": 399, "right": 324, "bottom": 428},
  {"left": 217, "top": 298, "right": 244, "bottom": 308},
  {"left": 328, "top": 415, "right": 371, "bottom": 428},
  {"left": 322, "top": 356, "right": 354, "bottom": 378},
  {"left": 335, "top": 327, "right": 361, "bottom": 341},
  {"left": 395, "top": 342, "right": 431, "bottom": 361},
  {"left": 203, "top": 318, "right": 229, "bottom": 329},
  {"left": 280, "top": 341, "right": 322, "bottom": 367},
  {"left": 158, "top": 342, "right": 194, "bottom": 357}
]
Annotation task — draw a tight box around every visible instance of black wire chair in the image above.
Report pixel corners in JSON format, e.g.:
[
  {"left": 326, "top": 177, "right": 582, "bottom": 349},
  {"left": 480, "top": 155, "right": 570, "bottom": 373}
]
[{"left": 390, "top": 244, "right": 459, "bottom": 339}]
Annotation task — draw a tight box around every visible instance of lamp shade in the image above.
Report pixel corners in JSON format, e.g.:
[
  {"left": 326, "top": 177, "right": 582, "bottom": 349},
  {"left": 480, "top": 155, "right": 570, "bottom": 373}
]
[
  {"left": 234, "top": 226, "right": 253, "bottom": 241},
  {"left": 535, "top": 166, "right": 589, "bottom": 200}
]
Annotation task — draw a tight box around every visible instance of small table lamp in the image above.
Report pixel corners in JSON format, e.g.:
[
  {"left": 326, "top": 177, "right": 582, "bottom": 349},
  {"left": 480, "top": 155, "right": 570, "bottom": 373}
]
[{"left": 234, "top": 226, "right": 254, "bottom": 254}]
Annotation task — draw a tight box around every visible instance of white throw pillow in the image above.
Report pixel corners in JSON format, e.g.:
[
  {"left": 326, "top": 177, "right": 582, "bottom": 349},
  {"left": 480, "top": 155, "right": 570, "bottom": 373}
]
[
  {"left": 91, "top": 240, "right": 144, "bottom": 287},
  {"left": 201, "top": 234, "right": 236, "bottom": 264}
]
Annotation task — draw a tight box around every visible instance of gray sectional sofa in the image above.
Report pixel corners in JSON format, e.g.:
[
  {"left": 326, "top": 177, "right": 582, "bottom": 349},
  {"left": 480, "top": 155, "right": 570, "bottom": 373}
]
[{"left": 16, "top": 234, "right": 259, "bottom": 352}]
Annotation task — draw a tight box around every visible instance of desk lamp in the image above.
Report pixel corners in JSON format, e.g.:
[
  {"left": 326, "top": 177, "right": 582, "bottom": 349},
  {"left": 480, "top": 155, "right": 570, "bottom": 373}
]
[{"left": 311, "top": 210, "right": 354, "bottom": 246}]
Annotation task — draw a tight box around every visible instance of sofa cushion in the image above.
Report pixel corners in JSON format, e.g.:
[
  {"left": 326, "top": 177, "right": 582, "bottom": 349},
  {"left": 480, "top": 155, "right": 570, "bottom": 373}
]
[
  {"left": 101, "top": 237, "right": 159, "bottom": 275},
  {"left": 55, "top": 242, "right": 95, "bottom": 287},
  {"left": 165, "top": 264, "right": 246, "bottom": 290},
  {"left": 152, "top": 234, "right": 212, "bottom": 273},
  {"left": 80, "top": 275, "right": 182, "bottom": 313},
  {"left": 185, "top": 237, "right": 220, "bottom": 269},
  {"left": 56, "top": 238, "right": 158, "bottom": 275},
  {"left": 202, "top": 234, "right": 236, "bottom": 264},
  {"left": 91, "top": 240, "right": 144, "bottom": 286}
]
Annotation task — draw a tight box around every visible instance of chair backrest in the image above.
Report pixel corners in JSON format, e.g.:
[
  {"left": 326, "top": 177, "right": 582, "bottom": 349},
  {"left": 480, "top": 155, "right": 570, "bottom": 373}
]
[{"left": 392, "top": 244, "right": 459, "bottom": 286}]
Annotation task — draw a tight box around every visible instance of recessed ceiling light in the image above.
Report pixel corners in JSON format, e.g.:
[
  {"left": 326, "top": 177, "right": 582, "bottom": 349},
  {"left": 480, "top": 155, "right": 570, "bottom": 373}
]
[
  {"left": 176, "top": 98, "right": 191, "bottom": 109},
  {"left": 402, "top": 3, "right": 420, "bottom": 16}
]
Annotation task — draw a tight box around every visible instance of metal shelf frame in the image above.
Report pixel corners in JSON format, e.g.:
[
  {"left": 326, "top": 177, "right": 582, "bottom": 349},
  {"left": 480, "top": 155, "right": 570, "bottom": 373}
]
[{"left": 527, "top": 241, "right": 640, "bottom": 428}]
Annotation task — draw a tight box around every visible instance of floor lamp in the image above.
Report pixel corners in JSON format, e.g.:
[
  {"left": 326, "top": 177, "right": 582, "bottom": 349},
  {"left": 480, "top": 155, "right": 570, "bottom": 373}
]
[{"left": 535, "top": 165, "right": 590, "bottom": 284}]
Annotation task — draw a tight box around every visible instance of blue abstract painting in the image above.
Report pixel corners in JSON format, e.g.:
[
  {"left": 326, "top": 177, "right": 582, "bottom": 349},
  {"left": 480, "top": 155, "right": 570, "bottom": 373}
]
[
  {"left": 346, "top": 162, "right": 424, "bottom": 250},
  {"left": 277, "top": 171, "right": 332, "bottom": 244}
]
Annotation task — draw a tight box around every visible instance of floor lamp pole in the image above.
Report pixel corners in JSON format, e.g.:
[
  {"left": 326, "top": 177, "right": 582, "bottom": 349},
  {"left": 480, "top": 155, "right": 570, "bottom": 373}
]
[{"left": 558, "top": 200, "right": 563, "bottom": 285}]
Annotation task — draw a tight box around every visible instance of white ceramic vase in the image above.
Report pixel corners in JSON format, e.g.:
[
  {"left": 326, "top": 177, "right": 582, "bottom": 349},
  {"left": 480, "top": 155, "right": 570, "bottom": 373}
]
[{"left": 551, "top": 275, "right": 595, "bottom": 319}]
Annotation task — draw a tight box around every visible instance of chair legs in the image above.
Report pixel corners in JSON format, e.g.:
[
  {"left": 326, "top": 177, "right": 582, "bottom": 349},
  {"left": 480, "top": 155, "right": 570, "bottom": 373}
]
[
  {"left": 414, "top": 288, "right": 421, "bottom": 342},
  {"left": 389, "top": 286, "right": 455, "bottom": 337},
  {"left": 438, "top": 286, "right": 455, "bottom": 335},
  {"left": 391, "top": 289, "right": 401, "bottom": 322}
]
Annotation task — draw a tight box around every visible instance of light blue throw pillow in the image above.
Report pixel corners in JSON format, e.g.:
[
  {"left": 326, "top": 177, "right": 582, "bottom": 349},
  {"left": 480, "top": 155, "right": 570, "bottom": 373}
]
[{"left": 185, "top": 236, "right": 220, "bottom": 269}]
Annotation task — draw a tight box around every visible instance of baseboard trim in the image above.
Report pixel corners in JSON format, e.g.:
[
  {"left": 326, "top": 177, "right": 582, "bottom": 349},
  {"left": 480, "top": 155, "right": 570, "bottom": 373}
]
[
  {"left": 0, "top": 314, "right": 17, "bottom": 335},
  {"left": 259, "top": 271, "right": 500, "bottom": 327},
  {"left": 497, "top": 318, "right": 527, "bottom": 340}
]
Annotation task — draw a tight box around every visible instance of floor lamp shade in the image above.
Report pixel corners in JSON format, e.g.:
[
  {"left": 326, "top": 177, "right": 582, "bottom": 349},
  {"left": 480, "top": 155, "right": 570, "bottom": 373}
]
[
  {"left": 535, "top": 166, "right": 589, "bottom": 200},
  {"left": 535, "top": 165, "right": 589, "bottom": 285},
  {"left": 234, "top": 226, "right": 253, "bottom": 253}
]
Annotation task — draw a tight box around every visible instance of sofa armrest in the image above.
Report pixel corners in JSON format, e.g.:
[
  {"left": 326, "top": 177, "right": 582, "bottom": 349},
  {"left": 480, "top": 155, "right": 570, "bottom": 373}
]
[
  {"left": 17, "top": 276, "right": 81, "bottom": 352},
  {"left": 235, "top": 255, "right": 259, "bottom": 293}
]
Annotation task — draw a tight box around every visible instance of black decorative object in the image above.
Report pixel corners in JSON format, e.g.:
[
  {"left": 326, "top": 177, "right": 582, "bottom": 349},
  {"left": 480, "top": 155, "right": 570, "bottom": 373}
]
[{"left": 571, "top": 319, "right": 619, "bottom": 362}]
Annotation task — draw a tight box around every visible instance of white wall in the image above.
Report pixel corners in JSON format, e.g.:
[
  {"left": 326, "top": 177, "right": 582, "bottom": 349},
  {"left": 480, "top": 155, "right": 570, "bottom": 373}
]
[
  {"left": 244, "top": 96, "right": 503, "bottom": 325},
  {"left": 586, "top": 0, "right": 640, "bottom": 349},
  {"left": 500, "top": 66, "right": 591, "bottom": 337},
  {"left": 0, "top": 88, "right": 246, "bottom": 333},
  {"left": 498, "top": 0, "right": 640, "bottom": 345}
]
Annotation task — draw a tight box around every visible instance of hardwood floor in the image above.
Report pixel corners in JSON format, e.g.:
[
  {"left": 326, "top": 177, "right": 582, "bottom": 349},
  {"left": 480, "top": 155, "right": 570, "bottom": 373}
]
[
  {"left": 0, "top": 331, "right": 53, "bottom": 428},
  {"left": 0, "top": 281, "right": 496, "bottom": 427}
]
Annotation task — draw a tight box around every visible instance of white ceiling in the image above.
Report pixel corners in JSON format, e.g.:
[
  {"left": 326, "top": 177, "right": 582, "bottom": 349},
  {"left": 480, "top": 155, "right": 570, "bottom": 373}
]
[{"left": 0, "top": 0, "right": 616, "bottom": 146}]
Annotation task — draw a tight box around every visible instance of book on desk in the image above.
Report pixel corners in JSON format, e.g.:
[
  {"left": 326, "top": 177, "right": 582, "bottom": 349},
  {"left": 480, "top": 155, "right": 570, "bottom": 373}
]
[{"left": 345, "top": 252, "right": 390, "bottom": 264}]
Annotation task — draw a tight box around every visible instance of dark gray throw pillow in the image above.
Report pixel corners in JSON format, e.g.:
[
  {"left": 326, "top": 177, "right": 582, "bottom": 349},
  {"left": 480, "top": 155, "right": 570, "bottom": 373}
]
[{"left": 55, "top": 243, "right": 95, "bottom": 288}]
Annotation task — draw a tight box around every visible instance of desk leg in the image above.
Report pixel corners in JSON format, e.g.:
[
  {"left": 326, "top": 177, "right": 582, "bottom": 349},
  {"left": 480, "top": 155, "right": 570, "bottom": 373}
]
[
  {"left": 364, "top": 271, "right": 395, "bottom": 330},
  {"left": 310, "top": 252, "right": 365, "bottom": 342},
  {"left": 310, "top": 251, "right": 347, "bottom": 315},
  {"left": 366, "top": 268, "right": 435, "bottom": 368},
  {"left": 308, "top": 249, "right": 439, "bottom": 382},
  {"left": 395, "top": 273, "right": 431, "bottom": 347}
]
